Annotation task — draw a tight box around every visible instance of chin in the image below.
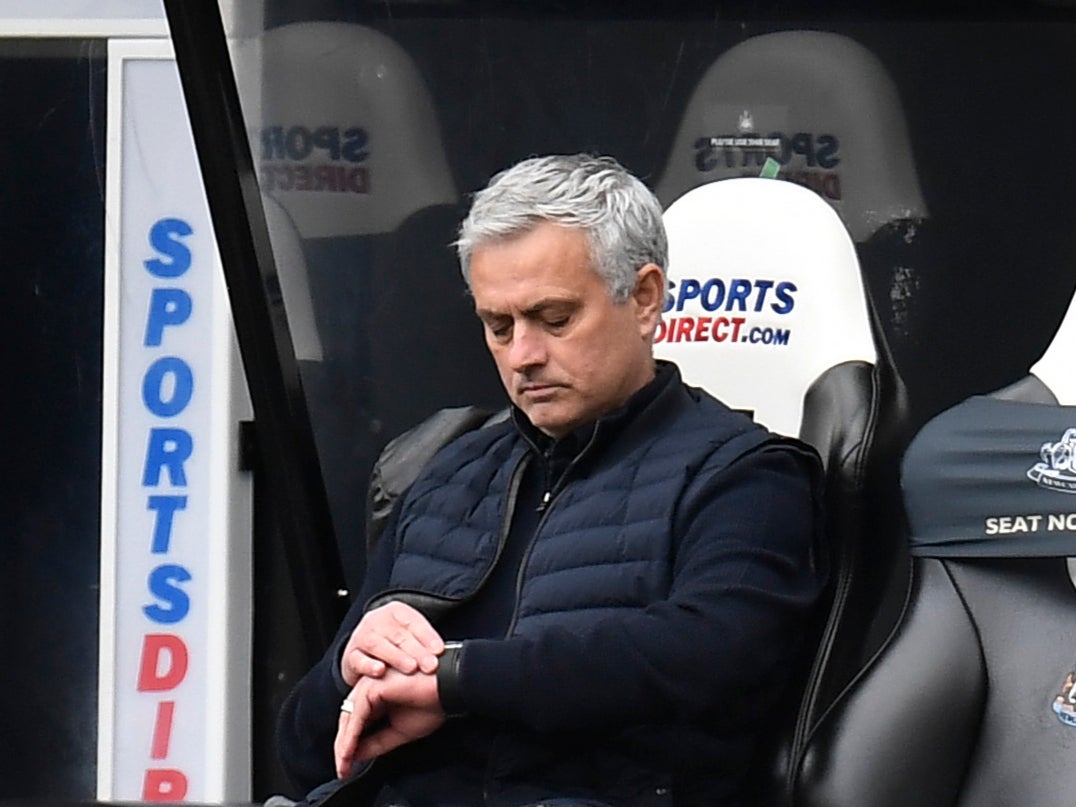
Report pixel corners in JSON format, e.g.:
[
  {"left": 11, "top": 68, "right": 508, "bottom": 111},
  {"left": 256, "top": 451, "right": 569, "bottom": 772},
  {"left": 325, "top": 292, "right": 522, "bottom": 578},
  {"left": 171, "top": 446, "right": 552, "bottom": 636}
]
[{"left": 523, "top": 409, "right": 570, "bottom": 437}]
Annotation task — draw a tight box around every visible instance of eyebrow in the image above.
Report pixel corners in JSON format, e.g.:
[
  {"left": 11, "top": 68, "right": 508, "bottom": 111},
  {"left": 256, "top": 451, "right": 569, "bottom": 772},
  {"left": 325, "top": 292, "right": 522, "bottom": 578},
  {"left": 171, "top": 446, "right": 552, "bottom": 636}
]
[{"left": 476, "top": 299, "right": 579, "bottom": 321}]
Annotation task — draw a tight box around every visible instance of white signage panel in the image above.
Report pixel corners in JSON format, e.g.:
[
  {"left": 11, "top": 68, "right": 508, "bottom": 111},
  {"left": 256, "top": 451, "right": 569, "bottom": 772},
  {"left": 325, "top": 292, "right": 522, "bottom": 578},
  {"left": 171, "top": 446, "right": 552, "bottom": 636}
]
[{"left": 100, "top": 40, "right": 252, "bottom": 803}]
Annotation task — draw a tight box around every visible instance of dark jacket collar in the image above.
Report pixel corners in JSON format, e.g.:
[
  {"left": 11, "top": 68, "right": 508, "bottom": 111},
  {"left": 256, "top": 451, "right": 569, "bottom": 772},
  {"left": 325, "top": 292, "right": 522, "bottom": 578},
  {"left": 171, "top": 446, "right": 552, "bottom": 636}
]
[{"left": 511, "top": 360, "right": 681, "bottom": 467}]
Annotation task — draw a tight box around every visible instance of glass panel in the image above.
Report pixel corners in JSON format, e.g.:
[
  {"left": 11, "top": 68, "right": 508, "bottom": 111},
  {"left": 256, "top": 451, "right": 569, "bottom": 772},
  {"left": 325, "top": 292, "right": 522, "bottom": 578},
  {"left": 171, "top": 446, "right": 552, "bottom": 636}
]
[{"left": 218, "top": 4, "right": 1076, "bottom": 588}]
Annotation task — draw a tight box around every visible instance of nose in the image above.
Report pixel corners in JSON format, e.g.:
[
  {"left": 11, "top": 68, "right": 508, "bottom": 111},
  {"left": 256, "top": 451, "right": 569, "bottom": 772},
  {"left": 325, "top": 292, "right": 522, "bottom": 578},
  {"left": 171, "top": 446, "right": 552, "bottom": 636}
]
[{"left": 506, "top": 321, "right": 547, "bottom": 373}]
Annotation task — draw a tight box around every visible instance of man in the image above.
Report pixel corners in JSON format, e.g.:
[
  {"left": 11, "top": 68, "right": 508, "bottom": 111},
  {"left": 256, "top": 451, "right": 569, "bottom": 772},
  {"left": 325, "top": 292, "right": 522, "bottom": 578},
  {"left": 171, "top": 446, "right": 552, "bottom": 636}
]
[{"left": 277, "top": 154, "right": 827, "bottom": 806}]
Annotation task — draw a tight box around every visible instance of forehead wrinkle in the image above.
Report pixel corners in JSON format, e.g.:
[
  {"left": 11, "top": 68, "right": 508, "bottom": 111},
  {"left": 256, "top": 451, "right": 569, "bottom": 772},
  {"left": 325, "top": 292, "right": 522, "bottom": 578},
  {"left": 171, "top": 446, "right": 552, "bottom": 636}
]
[
  {"left": 522, "top": 298, "right": 578, "bottom": 317},
  {"left": 476, "top": 294, "right": 578, "bottom": 320}
]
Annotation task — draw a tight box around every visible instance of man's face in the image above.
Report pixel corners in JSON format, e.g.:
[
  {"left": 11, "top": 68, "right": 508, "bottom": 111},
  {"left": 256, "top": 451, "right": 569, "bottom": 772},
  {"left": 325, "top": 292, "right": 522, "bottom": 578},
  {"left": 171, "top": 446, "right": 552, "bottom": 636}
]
[{"left": 470, "top": 221, "right": 663, "bottom": 438}]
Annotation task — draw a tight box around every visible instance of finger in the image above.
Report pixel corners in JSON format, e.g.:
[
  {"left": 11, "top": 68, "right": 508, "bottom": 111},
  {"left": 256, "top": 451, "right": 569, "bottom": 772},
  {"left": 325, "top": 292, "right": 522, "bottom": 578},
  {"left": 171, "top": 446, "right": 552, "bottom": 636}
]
[
  {"left": 343, "top": 649, "right": 387, "bottom": 680},
  {"left": 341, "top": 630, "right": 419, "bottom": 682},
  {"left": 334, "top": 687, "right": 377, "bottom": 778},
  {"left": 381, "top": 625, "right": 442, "bottom": 675},
  {"left": 385, "top": 602, "right": 446, "bottom": 655},
  {"left": 334, "top": 708, "right": 357, "bottom": 778},
  {"left": 342, "top": 602, "right": 444, "bottom": 680},
  {"left": 373, "top": 605, "right": 443, "bottom": 673},
  {"left": 340, "top": 646, "right": 388, "bottom": 688},
  {"left": 352, "top": 632, "right": 423, "bottom": 675}
]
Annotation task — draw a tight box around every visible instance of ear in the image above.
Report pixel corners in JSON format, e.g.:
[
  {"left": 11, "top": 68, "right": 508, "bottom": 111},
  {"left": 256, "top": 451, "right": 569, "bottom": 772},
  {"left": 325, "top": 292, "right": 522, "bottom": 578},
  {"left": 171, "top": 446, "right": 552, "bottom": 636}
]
[{"left": 632, "top": 263, "right": 666, "bottom": 338}]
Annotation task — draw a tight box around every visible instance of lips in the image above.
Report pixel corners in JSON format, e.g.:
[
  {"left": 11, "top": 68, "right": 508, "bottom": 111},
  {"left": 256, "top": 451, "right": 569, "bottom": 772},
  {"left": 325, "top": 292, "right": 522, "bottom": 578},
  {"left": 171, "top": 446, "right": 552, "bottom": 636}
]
[{"left": 518, "top": 382, "right": 561, "bottom": 398}]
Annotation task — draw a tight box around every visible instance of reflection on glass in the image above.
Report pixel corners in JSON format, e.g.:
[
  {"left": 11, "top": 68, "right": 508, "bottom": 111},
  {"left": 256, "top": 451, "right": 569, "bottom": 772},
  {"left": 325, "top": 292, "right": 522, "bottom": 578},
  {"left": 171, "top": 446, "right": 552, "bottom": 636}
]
[{"left": 230, "top": 20, "right": 502, "bottom": 583}]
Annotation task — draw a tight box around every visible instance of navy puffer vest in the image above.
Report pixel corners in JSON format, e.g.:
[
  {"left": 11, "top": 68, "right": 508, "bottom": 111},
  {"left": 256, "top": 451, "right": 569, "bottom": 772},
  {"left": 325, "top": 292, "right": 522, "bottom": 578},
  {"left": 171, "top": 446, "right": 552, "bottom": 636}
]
[{"left": 372, "top": 374, "right": 771, "bottom": 634}]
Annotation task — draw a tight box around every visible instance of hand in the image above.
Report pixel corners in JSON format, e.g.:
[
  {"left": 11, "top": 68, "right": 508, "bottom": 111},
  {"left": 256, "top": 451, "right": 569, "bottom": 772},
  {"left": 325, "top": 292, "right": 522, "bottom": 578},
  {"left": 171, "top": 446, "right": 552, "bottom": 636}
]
[
  {"left": 334, "top": 668, "right": 445, "bottom": 777},
  {"left": 340, "top": 601, "right": 445, "bottom": 686}
]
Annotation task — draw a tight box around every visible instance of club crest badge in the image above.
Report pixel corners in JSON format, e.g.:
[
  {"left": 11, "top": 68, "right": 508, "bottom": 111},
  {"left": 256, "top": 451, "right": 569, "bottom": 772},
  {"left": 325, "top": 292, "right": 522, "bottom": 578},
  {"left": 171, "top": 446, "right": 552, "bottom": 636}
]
[
  {"left": 1027, "top": 428, "right": 1076, "bottom": 494},
  {"left": 1052, "top": 669, "right": 1076, "bottom": 727}
]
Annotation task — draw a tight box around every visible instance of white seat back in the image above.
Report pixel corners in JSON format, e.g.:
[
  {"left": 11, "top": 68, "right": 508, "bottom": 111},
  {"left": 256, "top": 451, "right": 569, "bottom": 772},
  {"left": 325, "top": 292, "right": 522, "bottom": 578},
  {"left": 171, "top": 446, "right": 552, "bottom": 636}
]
[
  {"left": 232, "top": 21, "right": 456, "bottom": 239},
  {"left": 658, "top": 177, "right": 874, "bottom": 436},
  {"left": 1031, "top": 287, "right": 1076, "bottom": 406}
]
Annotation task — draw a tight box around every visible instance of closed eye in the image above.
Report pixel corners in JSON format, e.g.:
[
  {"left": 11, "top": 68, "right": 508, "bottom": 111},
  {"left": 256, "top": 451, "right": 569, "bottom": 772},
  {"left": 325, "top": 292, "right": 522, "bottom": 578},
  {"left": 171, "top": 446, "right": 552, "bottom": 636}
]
[
  {"left": 533, "top": 303, "right": 577, "bottom": 332},
  {"left": 483, "top": 317, "right": 512, "bottom": 342}
]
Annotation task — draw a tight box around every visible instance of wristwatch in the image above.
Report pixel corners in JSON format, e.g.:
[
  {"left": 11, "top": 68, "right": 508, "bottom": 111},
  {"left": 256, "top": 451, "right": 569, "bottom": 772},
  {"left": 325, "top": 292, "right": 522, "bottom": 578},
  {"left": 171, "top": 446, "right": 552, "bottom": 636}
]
[{"left": 437, "top": 641, "right": 467, "bottom": 717}]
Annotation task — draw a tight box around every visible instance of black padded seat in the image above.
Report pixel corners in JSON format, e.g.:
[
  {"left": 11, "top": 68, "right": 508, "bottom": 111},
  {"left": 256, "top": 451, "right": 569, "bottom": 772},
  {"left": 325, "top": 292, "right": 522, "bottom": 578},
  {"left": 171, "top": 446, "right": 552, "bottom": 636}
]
[
  {"left": 786, "top": 287, "right": 1076, "bottom": 805},
  {"left": 793, "top": 526, "right": 1076, "bottom": 806},
  {"left": 652, "top": 176, "right": 910, "bottom": 804}
]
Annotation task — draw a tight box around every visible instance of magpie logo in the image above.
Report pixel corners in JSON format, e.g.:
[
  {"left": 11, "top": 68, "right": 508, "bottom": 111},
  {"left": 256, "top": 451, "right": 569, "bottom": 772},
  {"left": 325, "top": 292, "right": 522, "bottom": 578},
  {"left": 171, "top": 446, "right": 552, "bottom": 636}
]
[
  {"left": 1028, "top": 428, "right": 1076, "bottom": 494},
  {"left": 1052, "top": 669, "right": 1076, "bottom": 727}
]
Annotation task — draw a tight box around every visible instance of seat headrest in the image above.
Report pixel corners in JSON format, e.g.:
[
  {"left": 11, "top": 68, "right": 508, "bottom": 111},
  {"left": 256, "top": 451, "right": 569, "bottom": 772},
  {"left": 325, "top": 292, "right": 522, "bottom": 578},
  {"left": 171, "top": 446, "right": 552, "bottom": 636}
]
[
  {"left": 902, "top": 395, "right": 1076, "bottom": 559},
  {"left": 656, "top": 30, "right": 926, "bottom": 243},
  {"left": 1031, "top": 288, "right": 1076, "bottom": 405},
  {"left": 232, "top": 22, "right": 456, "bottom": 239},
  {"left": 657, "top": 177, "right": 875, "bottom": 436}
]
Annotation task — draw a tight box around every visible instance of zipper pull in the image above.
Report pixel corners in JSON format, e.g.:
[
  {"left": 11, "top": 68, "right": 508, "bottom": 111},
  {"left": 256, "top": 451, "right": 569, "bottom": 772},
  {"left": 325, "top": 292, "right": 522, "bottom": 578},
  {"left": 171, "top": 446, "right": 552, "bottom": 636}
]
[{"left": 537, "top": 490, "right": 552, "bottom": 513}]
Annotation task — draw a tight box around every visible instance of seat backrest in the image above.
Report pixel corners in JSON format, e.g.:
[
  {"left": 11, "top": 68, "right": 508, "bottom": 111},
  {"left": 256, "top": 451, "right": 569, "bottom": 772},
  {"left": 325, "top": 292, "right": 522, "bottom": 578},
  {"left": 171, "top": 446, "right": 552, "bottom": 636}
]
[
  {"left": 260, "top": 194, "right": 323, "bottom": 362},
  {"left": 655, "top": 30, "right": 925, "bottom": 246},
  {"left": 232, "top": 21, "right": 457, "bottom": 240},
  {"left": 656, "top": 30, "right": 934, "bottom": 409},
  {"left": 657, "top": 176, "right": 875, "bottom": 436},
  {"left": 655, "top": 176, "right": 912, "bottom": 804},
  {"left": 787, "top": 287, "right": 1076, "bottom": 806}
]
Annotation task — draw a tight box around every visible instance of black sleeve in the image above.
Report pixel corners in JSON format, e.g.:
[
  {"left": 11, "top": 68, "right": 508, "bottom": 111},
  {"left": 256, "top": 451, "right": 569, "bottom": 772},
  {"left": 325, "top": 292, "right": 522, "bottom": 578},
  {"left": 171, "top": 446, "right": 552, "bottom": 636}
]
[
  {"left": 274, "top": 503, "right": 402, "bottom": 793},
  {"left": 450, "top": 443, "right": 826, "bottom": 733}
]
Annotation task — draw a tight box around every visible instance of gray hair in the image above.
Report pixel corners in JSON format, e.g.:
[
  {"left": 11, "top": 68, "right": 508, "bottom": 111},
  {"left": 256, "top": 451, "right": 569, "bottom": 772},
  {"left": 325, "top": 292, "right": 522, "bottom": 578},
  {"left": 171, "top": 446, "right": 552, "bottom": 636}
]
[{"left": 456, "top": 154, "right": 668, "bottom": 303}]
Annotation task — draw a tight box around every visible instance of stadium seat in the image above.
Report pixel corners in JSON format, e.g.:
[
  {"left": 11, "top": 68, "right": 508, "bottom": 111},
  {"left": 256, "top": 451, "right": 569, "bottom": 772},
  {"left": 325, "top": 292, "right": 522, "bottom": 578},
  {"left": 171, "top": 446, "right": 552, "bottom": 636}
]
[
  {"left": 656, "top": 29, "right": 925, "bottom": 246},
  {"left": 658, "top": 177, "right": 877, "bottom": 435},
  {"left": 783, "top": 287, "right": 1076, "bottom": 805},
  {"left": 260, "top": 194, "right": 323, "bottom": 363},
  {"left": 656, "top": 30, "right": 933, "bottom": 421},
  {"left": 655, "top": 177, "right": 910, "bottom": 804}
]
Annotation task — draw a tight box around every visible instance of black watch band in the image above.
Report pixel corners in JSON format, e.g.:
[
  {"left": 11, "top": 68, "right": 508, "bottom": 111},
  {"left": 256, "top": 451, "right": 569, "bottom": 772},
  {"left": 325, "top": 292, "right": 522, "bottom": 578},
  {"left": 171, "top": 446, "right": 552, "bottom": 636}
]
[{"left": 437, "top": 641, "right": 467, "bottom": 718}]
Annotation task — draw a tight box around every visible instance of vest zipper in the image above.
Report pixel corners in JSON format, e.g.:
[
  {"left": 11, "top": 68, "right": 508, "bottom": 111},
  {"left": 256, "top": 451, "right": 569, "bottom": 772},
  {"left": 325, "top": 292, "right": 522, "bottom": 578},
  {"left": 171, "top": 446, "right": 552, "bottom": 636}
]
[
  {"left": 489, "top": 426, "right": 603, "bottom": 799},
  {"left": 503, "top": 423, "right": 602, "bottom": 638}
]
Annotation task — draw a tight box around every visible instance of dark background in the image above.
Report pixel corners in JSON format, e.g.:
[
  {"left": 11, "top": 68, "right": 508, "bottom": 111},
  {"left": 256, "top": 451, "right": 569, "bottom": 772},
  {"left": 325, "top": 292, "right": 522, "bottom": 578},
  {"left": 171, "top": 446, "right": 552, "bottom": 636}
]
[{"left": 0, "top": 38, "right": 106, "bottom": 799}]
